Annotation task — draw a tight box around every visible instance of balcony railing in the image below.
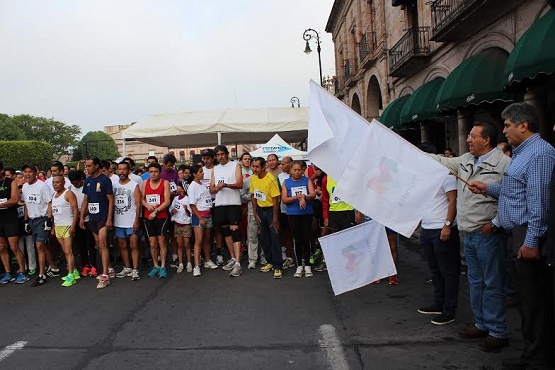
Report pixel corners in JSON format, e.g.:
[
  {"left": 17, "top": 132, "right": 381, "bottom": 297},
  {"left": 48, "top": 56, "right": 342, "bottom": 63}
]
[
  {"left": 431, "top": 0, "right": 477, "bottom": 35},
  {"left": 334, "top": 76, "right": 344, "bottom": 96},
  {"left": 345, "top": 60, "right": 358, "bottom": 86},
  {"left": 389, "top": 26, "right": 430, "bottom": 75},
  {"left": 358, "top": 31, "right": 377, "bottom": 62}
]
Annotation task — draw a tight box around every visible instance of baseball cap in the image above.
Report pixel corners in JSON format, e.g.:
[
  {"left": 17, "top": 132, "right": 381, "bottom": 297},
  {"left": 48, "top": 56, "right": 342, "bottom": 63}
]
[{"left": 201, "top": 148, "right": 214, "bottom": 157}]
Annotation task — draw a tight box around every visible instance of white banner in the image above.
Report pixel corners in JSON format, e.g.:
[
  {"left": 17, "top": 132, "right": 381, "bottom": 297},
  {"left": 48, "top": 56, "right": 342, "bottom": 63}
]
[
  {"left": 319, "top": 220, "right": 396, "bottom": 295},
  {"left": 308, "top": 81, "right": 449, "bottom": 237}
]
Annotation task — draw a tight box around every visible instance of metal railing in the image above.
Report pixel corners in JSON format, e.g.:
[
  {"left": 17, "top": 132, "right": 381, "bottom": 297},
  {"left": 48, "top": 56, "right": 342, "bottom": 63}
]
[
  {"left": 430, "top": 0, "right": 477, "bottom": 34},
  {"left": 334, "top": 76, "right": 344, "bottom": 95},
  {"left": 358, "top": 31, "right": 377, "bottom": 61},
  {"left": 389, "top": 26, "right": 430, "bottom": 73}
]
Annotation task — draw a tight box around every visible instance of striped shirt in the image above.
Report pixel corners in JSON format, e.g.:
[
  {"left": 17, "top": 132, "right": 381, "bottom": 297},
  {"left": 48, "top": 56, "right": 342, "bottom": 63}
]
[{"left": 487, "top": 134, "right": 555, "bottom": 247}]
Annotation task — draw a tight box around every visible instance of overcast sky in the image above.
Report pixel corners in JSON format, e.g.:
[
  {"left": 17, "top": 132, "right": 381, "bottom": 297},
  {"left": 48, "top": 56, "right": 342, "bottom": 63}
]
[{"left": 0, "top": 0, "right": 336, "bottom": 135}]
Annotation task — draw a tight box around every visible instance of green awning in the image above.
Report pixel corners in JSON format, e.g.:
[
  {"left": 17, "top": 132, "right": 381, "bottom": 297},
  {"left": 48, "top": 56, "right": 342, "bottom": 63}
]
[
  {"left": 400, "top": 77, "right": 445, "bottom": 124},
  {"left": 436, "top": 49, "right": 513, "bottom": 111},
  {"left": 505, "top": 10, "right": 555, "bottom": 87},
  {"left": 380, "top": 94, "right": 411, "bottom": 130}
]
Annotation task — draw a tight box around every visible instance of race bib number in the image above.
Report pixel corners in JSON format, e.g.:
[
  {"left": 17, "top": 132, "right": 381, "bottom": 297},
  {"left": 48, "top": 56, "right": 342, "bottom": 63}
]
[
  {"left": 291, "top": 186, "right": 307, "bottom": 196},
  {"left": 115, "top": 194, "right": 127, "bottom": 207},
  {"left": 331, "top": 193, "right": 342, "bottom": 204},
  {"left": 146, "top": 194, "right": 160, "bottom": 205},
  {"left": 202, "top": 195, "right": 213, "bottom": 206},
  {"left": 201, "top": 179, "right": 210, "bottom": 191},
  {"left": 254, "top": 190, "right": 267, "bottom": 202},
  {"left": 217, "top": 176, "right": 229, "bottom": 185},
  {"left": 26, "top": 193, "right": 40, "bottom": 204},
  {"left": 88, "top": 203, "right": 100, "bottom": 214},
  {"left": 17, "top": 206, "right": 24, "bottom": 218},
  {"left": 0, "top": 198, "right": 7, "bottom": 205},
  {"left": 52, "top": 205, "right": 62, "bottom": 215},
  {"left": 173, "top": 203, "right": 181, "bottom": 210},
  {"left": 169, "top": 182, "right": 177, "bottom": 193}
]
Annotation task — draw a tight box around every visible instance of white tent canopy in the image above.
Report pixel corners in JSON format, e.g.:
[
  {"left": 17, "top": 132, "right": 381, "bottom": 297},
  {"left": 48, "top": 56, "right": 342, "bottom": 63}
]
[
  {"left": 122, "top": 107, "right": 308, "bottom": 148},
  {"left": 249, "top": 134, "right": 308, "bottom": 160}
]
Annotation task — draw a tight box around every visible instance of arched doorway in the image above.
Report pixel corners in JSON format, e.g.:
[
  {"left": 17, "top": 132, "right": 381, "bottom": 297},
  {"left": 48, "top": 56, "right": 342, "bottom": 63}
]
[
  {"left": 366, "top": 75, "right": 383, "bottom": 119},
  {"left": 351, "top": 93, "right": 362, "bottom": 115}
]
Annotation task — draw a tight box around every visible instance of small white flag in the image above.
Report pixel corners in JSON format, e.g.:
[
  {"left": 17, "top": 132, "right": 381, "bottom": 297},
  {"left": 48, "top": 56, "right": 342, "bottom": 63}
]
[{"left": 319, "top": 220, "right": 396, "bottom": 295}]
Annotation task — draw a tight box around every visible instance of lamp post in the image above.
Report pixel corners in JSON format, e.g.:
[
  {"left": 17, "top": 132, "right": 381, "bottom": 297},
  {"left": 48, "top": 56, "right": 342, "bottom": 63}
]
[
  {"left": 290, "top": 96, "right": 300, "bottom": 108},
  {"left": 303, "top": 28, "right": 323, "bottom": 86}
]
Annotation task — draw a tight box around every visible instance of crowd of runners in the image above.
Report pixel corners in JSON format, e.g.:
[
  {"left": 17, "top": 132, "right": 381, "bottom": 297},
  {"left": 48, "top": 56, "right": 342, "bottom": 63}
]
[{"left": 0, "top": 145, "right": 399, "bottom": 289}]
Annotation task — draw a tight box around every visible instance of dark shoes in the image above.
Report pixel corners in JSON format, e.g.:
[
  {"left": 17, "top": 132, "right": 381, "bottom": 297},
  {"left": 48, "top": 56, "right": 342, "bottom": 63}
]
[
  {"left": 431, "top": 313, "right": 455, "bottom": 326},
  {"left": 478, "top": 335, "right": 508, "bottom": 353},
  {"left": 417, "top": 305, "right": 442, "bottom": 315},
  {"left": 459, "top": 325, "right": 489, "bottom": 339}
]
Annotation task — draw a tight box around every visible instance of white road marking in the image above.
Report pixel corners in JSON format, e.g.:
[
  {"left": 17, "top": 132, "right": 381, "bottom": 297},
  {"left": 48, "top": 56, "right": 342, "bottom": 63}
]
[
  {"left": 0, "top": 341, "right": 27, "bottom": 362},
  {"left": 318, "top": 324, "right": 349, "bottom": 370}
]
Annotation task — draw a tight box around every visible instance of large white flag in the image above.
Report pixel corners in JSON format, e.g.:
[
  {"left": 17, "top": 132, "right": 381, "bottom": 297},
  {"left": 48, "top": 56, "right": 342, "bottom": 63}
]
[
  {"left": 319, "top": 220, "right": 396, "bottom": 295},
  {"left": 308, "top": 81, "right": 449, "bottom": 237}
]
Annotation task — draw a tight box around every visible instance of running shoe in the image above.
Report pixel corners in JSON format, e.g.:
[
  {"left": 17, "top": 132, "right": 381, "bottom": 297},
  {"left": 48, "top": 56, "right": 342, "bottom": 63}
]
[
  {"left": 30, "top": 275, "right": 47, "bottom": 287},
  {"left": 177, "top": 264, "right": 184, "bottom": 273},
  {"left": 259, "top": 263, "right": 273, "bottom": 273},
  {"left": 229, "top": 263, "right": 242, "bottom": 277},
  {"left": 15, "top": 272, "right": 30, "bottom": 284},
  {"left": 223, "top": 258, "right": 236, "bottom": 271},
  {"left": 304, "top": 266, "right": 313, "bottom": 278},
  {"left": 203, "top": 261, "right": 219, "bottom": 269},
  {"left": 73, "top": 269, "right": 81, "bottom": 280},
  {"left": 273, "top": 269, "right": 282, "bottom": 279},
  {"left": 96, "top": 274, "right": 110, "bottom": 289},
  {"left": 116, "top": 267, "right": 133, "bottom": 278},
  {"left": 186, "top": 263, "right": 193, "bottom": 273},
  {"left": 247, "top": 261, "right": 256, "bottom": 269},
  {"left": 131, "top": 269, "right": 140, "bottom": 281},
  {"left": 108, "top": 267, "right": 116, "bottom": 279},
  {"left": 216, "top": 255, "right": 224, "bottom": 265},
  {"left": 314, "top": 261, "right": 327, "bottom": 272},
  {"left": 283, "top": 257, "right": 295, "bottom": 270},
  {"left": 81, "top": 266, "right": 91, "bottom": 277},
  {"left": 193, "top": 266, "right": 201, "bottom": 277},
  {"left": 0, "top": 273, "right": 12, "bottom": 284},
  {"left": 389, "top": 276, "right": 399, "bottom": 286},
  {"left": 28, "top": 268, "right": 36, "bottom": 276},
  {"left": 294, "top": 266, "right": 303, "bottom": 278},
  {"left": 89, "top": 266, "right": 98, "bottom": 277},
  {"left": 148, "top": 266, "right": 160, "bottom": 278},
  {"left": 170, "top": 259, "right": 180, "bottom": 268},
  {"left": 62, "top": 274, "right": 76, "bottom": 287},
  {"left": 46, "top": 267, "right": 60, "bottom": 277},
  {"left": 159, "top": 267, "right": 168, "bottom": 278}
]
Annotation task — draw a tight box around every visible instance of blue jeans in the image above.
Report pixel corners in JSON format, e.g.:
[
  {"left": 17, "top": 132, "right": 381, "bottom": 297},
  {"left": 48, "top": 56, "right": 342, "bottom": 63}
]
[
  {"left": 464, "top": 231, "right": 507, "bottom": 338},
  {"left": 257, "top": 207, "right": 282, "bottom": 269},
  {"left": 420, "top": 227, "right": 461, "bottom": 316}
]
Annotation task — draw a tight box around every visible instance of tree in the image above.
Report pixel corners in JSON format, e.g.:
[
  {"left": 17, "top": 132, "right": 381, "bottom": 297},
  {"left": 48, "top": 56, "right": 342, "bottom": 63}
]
[
  {"left": 72, "top": 131, "right": 120, "bottom": 161},
  {"left": 1, "top": 114, "right": 81, "bottom": 159}
]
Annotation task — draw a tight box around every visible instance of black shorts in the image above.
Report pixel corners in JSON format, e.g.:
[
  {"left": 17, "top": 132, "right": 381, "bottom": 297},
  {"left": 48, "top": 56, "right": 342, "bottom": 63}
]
[
  {"left": 0, "top": 218, "right": 19, "bottom": 238},
  {"left": 213, "top": 205, "right": 242, "bottom": 227},
  {"left": 279, "top": 213, "right": 289, "bottom": 229},
  {"left": 329, "top": 210, "right": 356, "bottom": 232},
  {"left": 88, "top": 219, "right": 107, "bottom": 234},
  {"left": 312, "top": 199, "right": 323, "bottom": 219},
  {"left": 143, "top": 218, "right": 169, "bottom": 237}
]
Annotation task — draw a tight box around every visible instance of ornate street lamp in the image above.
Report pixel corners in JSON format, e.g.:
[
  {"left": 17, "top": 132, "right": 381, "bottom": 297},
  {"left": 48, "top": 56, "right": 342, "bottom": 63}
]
[
  {"left": 303, "top": 28, "right": 323, "bottom": 86},
  {"left": 290, "top": 96, "right": 300, "bottom": 108}
]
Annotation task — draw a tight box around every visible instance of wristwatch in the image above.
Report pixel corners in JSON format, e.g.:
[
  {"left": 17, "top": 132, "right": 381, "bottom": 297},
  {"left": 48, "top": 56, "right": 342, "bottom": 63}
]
[{"left": 444, "top": 220, "right": 451, "bottom": 227}]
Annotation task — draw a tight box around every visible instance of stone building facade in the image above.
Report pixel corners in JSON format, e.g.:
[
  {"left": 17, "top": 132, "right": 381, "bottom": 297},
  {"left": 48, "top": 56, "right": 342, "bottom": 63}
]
[{"left": 326, "top": 0, "right": 555, "bottom": 155}]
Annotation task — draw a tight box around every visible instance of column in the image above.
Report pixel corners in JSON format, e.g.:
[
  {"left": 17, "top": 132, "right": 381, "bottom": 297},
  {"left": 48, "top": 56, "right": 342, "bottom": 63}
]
[{"left": 457, "top": 108, "right": 472, "bottom": 155}]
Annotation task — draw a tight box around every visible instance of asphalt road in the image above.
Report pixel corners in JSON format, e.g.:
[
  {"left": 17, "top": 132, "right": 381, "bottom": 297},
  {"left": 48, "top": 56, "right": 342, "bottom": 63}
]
[{"left": 1, "top": 236, "right": 521, "bottom": 370}]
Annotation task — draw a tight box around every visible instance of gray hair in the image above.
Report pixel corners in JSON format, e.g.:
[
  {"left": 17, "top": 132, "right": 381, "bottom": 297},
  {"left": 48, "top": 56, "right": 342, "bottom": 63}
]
[{"left": 501, "top": 102, "right": 539, "bottom": 133}]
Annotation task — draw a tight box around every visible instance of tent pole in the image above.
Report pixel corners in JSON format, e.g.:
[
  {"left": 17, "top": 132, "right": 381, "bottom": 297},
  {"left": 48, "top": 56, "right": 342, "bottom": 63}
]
[
  {"left": 217, "top": 132, "right": 222, "bottom": 145},
  {"left": 122, "top": 138, "right": 126, "bottom": 157}
]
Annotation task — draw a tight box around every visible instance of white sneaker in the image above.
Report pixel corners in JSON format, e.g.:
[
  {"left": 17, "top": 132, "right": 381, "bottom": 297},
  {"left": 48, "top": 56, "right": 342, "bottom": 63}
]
[
  {"left": 131, "top": 269, "right": 140, "bottom": 281},
  {"left": 203, "top": 260, "right": 219, "bottom": 269},
  {"left": 177, "top": 264, "right": 184, "bottom": 273},
  {"left": 229, "top": 263, "right": 242, "bottom": 277},
  {"left": 283, "top": 257, "right": 295, "bottom": 270},
  {"left": 216, "top": 255, "right": 224, "bottom": 265},
  {"left": 186, "top": 263, "right": 193, "bottom": 273},
  {"left": 193, "top": 266, "right": 201, "bottom": 277},
  {"left": 116, "top": 267, "right": 133, "bottom": 278},
  {"left": 223, "top": 258, "right": 236, "bottom": 271},
  {"left": 304, "top": 266, "right": 313, "bottom": 277},
  {"left": 108, "top": 267, "right": 116, "bottom": 279},
  {"left": 248, "top": 261, "right": 256, "bottom": 269},
  {"left": 294, "top": 266, "right": 303, "bottom": 278}
]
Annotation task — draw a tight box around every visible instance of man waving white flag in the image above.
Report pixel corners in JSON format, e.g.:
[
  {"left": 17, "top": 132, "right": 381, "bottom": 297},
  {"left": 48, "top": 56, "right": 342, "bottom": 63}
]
[{"left": 308, "top": 80, "right": 449, "bottom": 237}]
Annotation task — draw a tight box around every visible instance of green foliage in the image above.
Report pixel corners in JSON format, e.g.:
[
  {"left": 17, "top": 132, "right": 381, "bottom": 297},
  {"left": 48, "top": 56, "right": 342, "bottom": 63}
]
[
  {"left": 73, "top": 131, "right": 120, "bottom": 161},
  {"left": 0, "top": 114, "right": 81, "bottom": 159},
  {"left": 0, "top": 141, "right": 54, "bottom": 170}
]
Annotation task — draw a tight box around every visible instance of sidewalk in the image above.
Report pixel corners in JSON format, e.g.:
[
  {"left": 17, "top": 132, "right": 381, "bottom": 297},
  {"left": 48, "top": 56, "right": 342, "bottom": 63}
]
[{"left": 329, "top": 234, "right": 521, "bottom": 369}]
